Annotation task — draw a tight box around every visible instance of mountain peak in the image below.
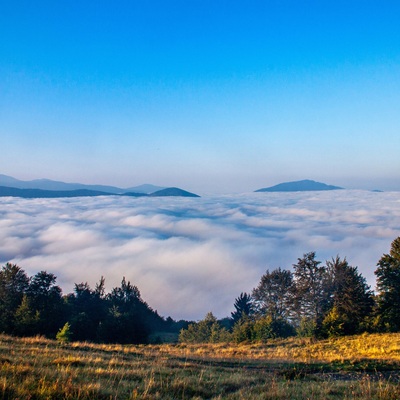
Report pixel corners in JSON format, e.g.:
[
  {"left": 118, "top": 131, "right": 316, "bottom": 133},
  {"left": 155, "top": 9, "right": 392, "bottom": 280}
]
[
  {"left": 255, "top": 179, "right": 343, "bottom": 192},
  {"left": 149, "top": 187, "right": 200, "bottom": 197}
]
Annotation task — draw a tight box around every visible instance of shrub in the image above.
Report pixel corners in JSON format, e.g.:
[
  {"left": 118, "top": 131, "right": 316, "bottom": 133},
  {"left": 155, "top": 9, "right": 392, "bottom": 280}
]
[
  {"left": 179, "top": 312, "right": 231, "bottom": 343},
  {"left": 296, "top": 317, "right": 317, "bottom": 338},
  {"left": 232, "top": 315, "right": 254, "bottom": 343},
  {"left": 253, "top": 316, "right": 295, "bottom": 341},
  {"left": 56, "top": 322, "right": 72, "bottom": 344}
]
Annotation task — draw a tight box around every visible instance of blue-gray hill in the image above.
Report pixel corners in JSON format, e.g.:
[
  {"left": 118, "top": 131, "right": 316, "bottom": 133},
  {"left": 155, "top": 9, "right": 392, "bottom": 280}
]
[
  {"left": 255, "top": 179, "right": 343, "bottom": 192},
  {"left": 149, "top": 187, "right": 200, "bottom": 197},
  {"left": 0, "top": 186, "right": 112, "bottom": 198},
  {"left": 0, "top": 174, "right": 164, "bottom": 194},
  {"left": 0, "top": 184, "right": 200, "bottom": 199}
]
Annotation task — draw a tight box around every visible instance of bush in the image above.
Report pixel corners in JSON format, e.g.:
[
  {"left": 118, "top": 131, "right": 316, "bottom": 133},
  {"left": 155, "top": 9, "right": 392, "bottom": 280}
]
[
  {"left": 179, "top": 312, "right": 231, "bottom": 343},
  {"left": 232, "top": 315, "right": 295, "bottom": 343},
  {"left": 232, "top": 315, "right": 254, "bottom": 343},
  {"left": 56, "top": 322, "right": 72, "bottom": 344},
  {"left": 322, "top": 306, "right": 346, "bottom": 337},
  {"left": 296, "top": 317, "right": 317, "bottom": 338},
  {"left": 253, "top": 316, "right": 295, "bottom": 341}
]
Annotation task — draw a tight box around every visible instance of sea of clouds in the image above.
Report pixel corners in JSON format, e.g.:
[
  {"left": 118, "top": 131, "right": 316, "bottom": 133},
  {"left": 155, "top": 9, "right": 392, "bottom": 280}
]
[{"left": 1, "top": 190, "right": 399, "bottom": 320}]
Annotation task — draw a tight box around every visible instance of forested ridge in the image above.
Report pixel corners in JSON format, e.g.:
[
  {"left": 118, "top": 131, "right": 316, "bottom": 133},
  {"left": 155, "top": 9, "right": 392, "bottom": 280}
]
[
  {"left": 1, "top": 237, "right": 399, "bottom": 344},
  {"left": 0, "top": 270, "right": 188, "bottom": 344}
]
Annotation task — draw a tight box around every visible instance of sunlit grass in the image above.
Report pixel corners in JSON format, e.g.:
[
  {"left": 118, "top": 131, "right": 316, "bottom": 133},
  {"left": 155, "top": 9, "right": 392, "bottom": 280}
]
[{"left": 0, "top": 333, "right": 399, "bottom": 399}]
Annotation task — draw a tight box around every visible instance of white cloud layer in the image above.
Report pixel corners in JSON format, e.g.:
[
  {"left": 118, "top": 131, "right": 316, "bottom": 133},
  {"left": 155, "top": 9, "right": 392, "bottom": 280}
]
[{"left": 1, "top": 191, "right": 399, "bottom": 320}]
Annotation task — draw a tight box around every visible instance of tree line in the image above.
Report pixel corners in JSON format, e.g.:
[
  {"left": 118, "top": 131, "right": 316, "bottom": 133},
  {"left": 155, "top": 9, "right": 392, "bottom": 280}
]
[
  {"left": 0, "top": 236, "right": 399, "bottom": 344},
  {"left": 180, "top": 236, "right": 400, "bottom": 343},
  {"left": 0, "top": 269, "right": 187, "bottom": 343}
]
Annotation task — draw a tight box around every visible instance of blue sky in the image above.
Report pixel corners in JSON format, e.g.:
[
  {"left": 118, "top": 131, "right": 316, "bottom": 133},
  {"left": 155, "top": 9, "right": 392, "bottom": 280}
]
[{"left": 1, "top": 1, "right": 400, "bottom": 193}]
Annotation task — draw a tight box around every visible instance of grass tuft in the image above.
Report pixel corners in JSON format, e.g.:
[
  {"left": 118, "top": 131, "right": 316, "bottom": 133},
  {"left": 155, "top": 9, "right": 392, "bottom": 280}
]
[{"left": 52, "top": 356, "right": 85, "bottom": 367}]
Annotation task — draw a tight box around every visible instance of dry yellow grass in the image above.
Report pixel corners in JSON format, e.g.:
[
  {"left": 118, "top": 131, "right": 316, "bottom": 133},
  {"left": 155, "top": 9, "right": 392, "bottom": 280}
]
[
  {"left": 0, "top": 333, "right": 399, "bottom": 399},
  {"left": 139, "top": 333, "right": 400, "bottom": 363}
]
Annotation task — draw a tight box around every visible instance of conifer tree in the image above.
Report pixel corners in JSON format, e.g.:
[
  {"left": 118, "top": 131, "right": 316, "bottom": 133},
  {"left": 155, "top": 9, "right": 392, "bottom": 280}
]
[
  {"left": 26, "top": 271, "right": 65, "bottom": 336},
  {"left": 231, "top": 292, "right": 253, "bottom": 325},
  {"left": 56, "top": 322, "right": 73, "bottom": 343},
  {"left": 375, "top": 237, "right": 400, "bottom": 331},
  {"left": 0, "top": 263, "right": 29, "bottom": 333},
  {"left": 323, "top": 256, "right": 373, "bottom": 336}
]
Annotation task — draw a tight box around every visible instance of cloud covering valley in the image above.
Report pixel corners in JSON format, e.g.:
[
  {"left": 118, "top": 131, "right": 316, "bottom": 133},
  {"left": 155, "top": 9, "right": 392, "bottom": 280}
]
[{"left": 1, "top": 191, "right": 399, "bottom": 320}]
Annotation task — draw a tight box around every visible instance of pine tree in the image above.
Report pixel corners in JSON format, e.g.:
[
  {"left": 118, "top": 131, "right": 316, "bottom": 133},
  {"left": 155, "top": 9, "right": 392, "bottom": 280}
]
[
  {"left": 231, "top": 292, "right": 253, "bottom": 325},
  {"left": 323, "top": 256, "right": 373, "bottom": 336},
  {"left": 14, "top": 294, "right": 40, "bottom": 336},
  {"left": 375, "top": 237, "right": 400, "bottom": 331},
  {"left": 68, "top": 278, "right": 107, "bottom": 341},
  {"left": 56, "top": 322, "right": 73, "bottom": 343},
  {"left": 0, "top": 263, "right": 30, "bottom": 333},
  {"left": 27, "top": 271, "right": 65, "bottom": 336},
  {"left": 100, "top": 277, "right": 158, "bottom": 343}
]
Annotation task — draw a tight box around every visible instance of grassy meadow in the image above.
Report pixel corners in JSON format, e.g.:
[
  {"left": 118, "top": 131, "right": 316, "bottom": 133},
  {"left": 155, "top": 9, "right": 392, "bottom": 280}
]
[{"left": 0, "top": 333, "right": 399, "bottom": 399}]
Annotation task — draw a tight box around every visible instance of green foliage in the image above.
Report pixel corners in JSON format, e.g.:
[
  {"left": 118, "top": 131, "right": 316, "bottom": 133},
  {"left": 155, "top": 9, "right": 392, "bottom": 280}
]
[
  {"left": 324, "top": 256, "right": 374, "bottom": 336},
  {"left": 56, "top": 322, "right": 73, "bottom": 343},
  {"left": 179, "top": 312, "right": 230, "bottom": 343},
  {"left": 0, "top": 265, "right": 171, "bottom": 344},
  {"left": 0, "top": 263, "right": 30, "bottom": 333},
  {"left": 67, "top": 279, "right": 107, "bottom": 342},
  {"left": 292, "top": 252, "right": 330, "bottom": 334},
  {"left": 232, "top": 315, "right": 295, "bottom": 343},
  {"left": 253, "top": 316, "right": 281, "bottom": 341},
  {"left": 65, "top": 276, "right": 167, "bottom": 344},
  {"left": 99, "top": 277, "right": 155, "bottom": 344},
  {"left": 296, "top": 317, "right": 317, "bottom": 338},
  {"left": 1, "top": 235, "right": 399, "bottom": 346},
  {"left": 14, "top": 294, "right": 40, "bottom": 336},
  {"left": 375, "top": 236, "right": 400, "bottom": 332},
  {"left": 252, "top": 267, "right": 293, "bottom": 321},
  {"left": 256, "top": 316, "right": 295, "bottom": 340},
  {"left": 231, "top": 315, "right": 254, "bottom": 343},
  {"left": 322, "top": 306, "right": 346, "bottom": 337},
  {"left": 27, "top": 271, "right": 65, "bottom": 336}
]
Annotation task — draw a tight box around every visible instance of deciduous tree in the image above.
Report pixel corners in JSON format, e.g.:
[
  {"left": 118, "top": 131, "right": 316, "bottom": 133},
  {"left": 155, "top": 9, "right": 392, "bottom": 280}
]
[
  {"left": 252, "top": 268, "right": 293, "bottom": 322},
  {"left": 292, "top": 252, "right": 330, "bottom": 335}
]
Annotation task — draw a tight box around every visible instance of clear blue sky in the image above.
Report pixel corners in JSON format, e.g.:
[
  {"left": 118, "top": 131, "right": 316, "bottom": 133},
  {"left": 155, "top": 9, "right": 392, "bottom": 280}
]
[{"left": 1, "top": 1, "right": 400, "bottom": 193}]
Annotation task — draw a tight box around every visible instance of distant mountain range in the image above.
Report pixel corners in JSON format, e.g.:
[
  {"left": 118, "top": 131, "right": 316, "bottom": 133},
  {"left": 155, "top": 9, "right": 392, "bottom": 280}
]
[
  {"left": 0, "top": 174, "right": 163, "bottom": 194},
  {"left": 255, "top": 179, "right": 344, "bottom": 192},
  {"left": 0, "top": 175, "right": 200, "bottom": 198}
]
